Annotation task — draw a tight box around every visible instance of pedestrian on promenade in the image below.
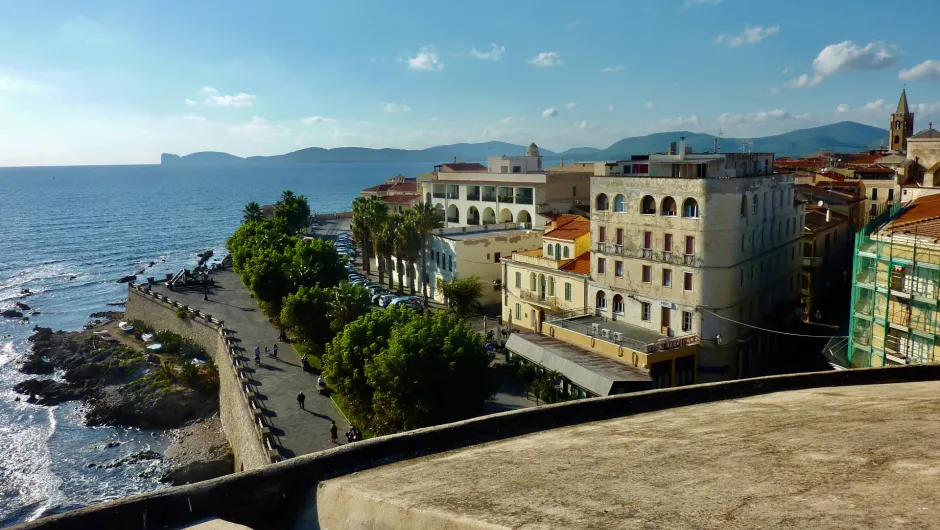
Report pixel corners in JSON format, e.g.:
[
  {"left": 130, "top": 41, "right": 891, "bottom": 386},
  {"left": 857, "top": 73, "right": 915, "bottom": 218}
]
[
  {"left": 264, "top": 346, "right": 269, "bottom": 357},
  {"left": 297, "top": 392, "right": 306, "bottom": 409},
  {"left": 272, "top": 344, "right": 278, "bottom": 359},
  {"left": 330, "top": 420, "right": 338, "bottom": 444}
]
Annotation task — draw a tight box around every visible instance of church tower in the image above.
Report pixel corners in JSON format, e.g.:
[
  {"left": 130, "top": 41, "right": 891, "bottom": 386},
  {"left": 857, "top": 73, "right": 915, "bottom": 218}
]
[{"left": 890, "top": 88, "right": 914, "bottom": 151}]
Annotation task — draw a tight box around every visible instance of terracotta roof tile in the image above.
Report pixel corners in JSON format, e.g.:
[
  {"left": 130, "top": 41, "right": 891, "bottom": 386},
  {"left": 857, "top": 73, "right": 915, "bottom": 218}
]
[
  {"left": 560, "top": 252, "right": 591, "bottom": 275},
  {"left": 382, "top": 194, "right": 420, "bottom": 204},
  {"left": 440, "top": 162, "right": 487, "bottom": 172},
  {"left": 884, "top": 195, "right": 940, "bottom": 238},
  {"left": 544, "top": 219, "right": 590, "bottom": 241}
]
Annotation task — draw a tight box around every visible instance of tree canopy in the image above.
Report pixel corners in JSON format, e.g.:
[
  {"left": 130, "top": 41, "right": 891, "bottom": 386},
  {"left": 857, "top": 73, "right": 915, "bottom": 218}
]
[
  {"left": 274, "top": 191, "right": 311, "bottom": 232},
  {"left": 439, "top": 276, "right": 485, "bottom": 319}
]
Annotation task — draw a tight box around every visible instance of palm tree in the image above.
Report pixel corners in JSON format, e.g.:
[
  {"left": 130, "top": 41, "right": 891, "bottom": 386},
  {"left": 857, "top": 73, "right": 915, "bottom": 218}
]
[
  {"left": 351, "top": 196, "right": 387, "bottom": 277},
  {"left": 328, "top": 282, "right": 372, "bottom": 333},
  {"left": 399, "top": 213, "right": 423, "bottom": 295},
  {"left": 408, "top": 202, "right": 443, "bottom": 303},
  {"left": 242, "top": 201, "right": 263, "bottom": 224},
  {"left": 391, "top": 214, "right": 409, "bottom": 294},
  {"left": 280, "top": 190, "right": 296, "bottom": 203},
  {"left": 374, "top": 219, "right": 395, "bottom": 288}
]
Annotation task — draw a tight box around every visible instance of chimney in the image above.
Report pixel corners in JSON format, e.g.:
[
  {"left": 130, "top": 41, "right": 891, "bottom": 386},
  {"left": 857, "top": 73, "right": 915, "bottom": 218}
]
[{"left": 679, "top": 137, "right": 686, "bottom": 160}]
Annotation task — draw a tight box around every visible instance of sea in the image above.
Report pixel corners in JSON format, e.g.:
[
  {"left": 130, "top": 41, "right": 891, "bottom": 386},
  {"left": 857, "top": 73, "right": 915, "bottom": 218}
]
[{"left": 0, "top": 162, "right": 432, "bottom": 527}]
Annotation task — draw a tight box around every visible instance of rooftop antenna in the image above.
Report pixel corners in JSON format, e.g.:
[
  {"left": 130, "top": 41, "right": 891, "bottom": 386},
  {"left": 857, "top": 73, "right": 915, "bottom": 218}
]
[
  {"left": 716, "top": 127, "right": 725, "bottom": 153},
  {"left": 739, "top": 139, "right": 753, "bottom": 154}
]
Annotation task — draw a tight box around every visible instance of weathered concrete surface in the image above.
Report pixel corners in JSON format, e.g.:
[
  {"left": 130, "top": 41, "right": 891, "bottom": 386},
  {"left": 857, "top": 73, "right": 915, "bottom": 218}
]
[{"left": 317, "top": 380, "right": 940, "bottom": 529}]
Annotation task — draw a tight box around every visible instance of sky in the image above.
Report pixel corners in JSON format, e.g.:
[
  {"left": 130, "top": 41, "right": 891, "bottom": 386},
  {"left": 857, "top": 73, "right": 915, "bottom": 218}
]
[{"left": 1, "top": 0, "right": 939, "bottom": 166}]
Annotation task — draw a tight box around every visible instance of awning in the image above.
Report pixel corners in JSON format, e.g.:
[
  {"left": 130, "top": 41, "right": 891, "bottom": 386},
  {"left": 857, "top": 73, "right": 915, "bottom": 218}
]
[{"left": 506, "top": 333, "right": 651, "bottom": 396}]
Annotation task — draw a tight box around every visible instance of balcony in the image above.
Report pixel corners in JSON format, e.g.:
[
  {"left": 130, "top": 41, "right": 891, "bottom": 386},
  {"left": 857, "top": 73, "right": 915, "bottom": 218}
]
[
  {"left": 466, "top": 193, "right": 480, "bottom": 201},
  {"left": 498, "top": 195, "right": 514, "bottom": 204},
  {"left": 513, "top": 250, "right": 563, "bottom": 269},
  {"left": 642, "top": 248, "right": 653, "bottom": 259},
  {"left": 662, "top": 251, "right": 673, "bottom": 262},
  {"left": 542, "top": 313, "right": 700, "bottom": 364},
  {"left": 432, "top": 192, "right": 446, "bottom": 199},
  {"left": 683, "top": 254, "right": 696, "bottom": 266},
  {"left": 519, "top": 290, "right": 559, "bottom": 309},
  {"left": 482, "top": 194, "right": 497, "bottom": 202},
  {"left": 447, "top": 192, "right": 459, "bottom": 200},
  {"left": 447, "top": 216, "right": 459, "bottom": 224},
  {"left": 515, "top": 195, "right": 534, "bottom": 205}
]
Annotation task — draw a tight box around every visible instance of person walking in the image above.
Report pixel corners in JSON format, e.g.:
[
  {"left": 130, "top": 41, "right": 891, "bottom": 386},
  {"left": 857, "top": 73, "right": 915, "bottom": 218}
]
[
  {"left": 272, "top": 344, "right": 278, "bottom": 360},
  {"left": 330, "top": 420, "right": 338, "bottom": 444},
  {"left": 297, "top": 392, "right": 306, "bottom": 410}
]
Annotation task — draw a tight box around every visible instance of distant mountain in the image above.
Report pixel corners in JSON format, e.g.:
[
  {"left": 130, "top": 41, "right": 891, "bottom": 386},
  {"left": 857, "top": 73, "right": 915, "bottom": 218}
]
[{"left": 161, "top": 121, "right": 890, "bottom": 166}]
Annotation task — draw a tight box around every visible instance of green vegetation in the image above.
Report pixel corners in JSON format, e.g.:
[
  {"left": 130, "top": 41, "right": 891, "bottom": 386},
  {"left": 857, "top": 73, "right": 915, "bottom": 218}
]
[
  {"left": 242, "top": 201, "right": 263, "bottom": 224},
  {"left": 322, "top": 308, "right": 495, "bottom": 435},
  {"left": 505, "top": 358, "right": 568, "bottom": 405},
  {"left": 175, "top": 307, "right": 189, "bottom": 320},
  {"left": 439, "top": 276, "right": 485, "bottom": 319}
]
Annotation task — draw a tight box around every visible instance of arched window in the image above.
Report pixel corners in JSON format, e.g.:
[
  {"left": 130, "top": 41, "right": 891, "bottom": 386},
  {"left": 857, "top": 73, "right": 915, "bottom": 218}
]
[
  {"left": 563, "top": 246, "right": 570, "bottom": 258},
  {"left": 548, "top": 277, "right": 555, "bottom": 296},
  {"left": 682, "top": 198, "right": 699, "bottom": 218},
  {"left": 596, "top": 193, "right": 609, "bottom": 211},
  {"left": 661, "top": 197, "right": 677, "bottom": 216},
  {"left": 613, "top": 294, "right": 624, "bottom": 313},
  {"left": 595, "top": 290, "right": 607, "bottom": 310},
  {"left": 515, "top": 271, "right": 521, "bottom": 288},
  {"left": 741, "top": 195, "right": 748, "bottom": 217},
  {"left": 753, "top": 194, "right": 759, "bottom": 214},
  {"left": 554, "top": 243, "right": 561, "bottom": 260},
  {"left": 896, "top": 120, "right": 901, "bottom": 130},
  {"left": 530, "top": 273, "right": 536, "bottom": 291},
  {"left": 613, "top": 194, "right": 626, "bottom": 212},
  {"left": 641, "top": 195, "right": 656, "bottom": 215}
]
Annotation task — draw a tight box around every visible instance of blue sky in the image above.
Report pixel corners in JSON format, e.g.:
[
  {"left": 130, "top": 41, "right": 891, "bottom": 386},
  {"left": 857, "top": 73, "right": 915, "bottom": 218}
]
[{"left": 1, "top": 0, "right": 939, "bottom": 165}]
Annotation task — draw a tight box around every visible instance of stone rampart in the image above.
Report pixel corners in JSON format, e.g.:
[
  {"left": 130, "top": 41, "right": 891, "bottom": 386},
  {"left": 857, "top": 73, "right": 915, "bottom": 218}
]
[
  {"left": 13, "top": 362, "right": 940, "bottom": 530},
  {"left": 125, "top": 284, "right": 275, "bottom": 472}
]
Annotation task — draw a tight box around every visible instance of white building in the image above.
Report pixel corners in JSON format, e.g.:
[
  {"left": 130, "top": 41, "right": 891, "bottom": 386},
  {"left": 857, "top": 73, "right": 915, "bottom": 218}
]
[
  {"left": 418, "top": 143, "right": 592, "bottom": 231},
  {"left": 587, "top": 138, "right": 805, "bottom": 381}
]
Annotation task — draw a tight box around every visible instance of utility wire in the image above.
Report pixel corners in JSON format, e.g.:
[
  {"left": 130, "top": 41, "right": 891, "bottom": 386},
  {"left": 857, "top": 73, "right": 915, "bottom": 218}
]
[{"left": 701, "top": 308, "right": 849, "bottom": 339}]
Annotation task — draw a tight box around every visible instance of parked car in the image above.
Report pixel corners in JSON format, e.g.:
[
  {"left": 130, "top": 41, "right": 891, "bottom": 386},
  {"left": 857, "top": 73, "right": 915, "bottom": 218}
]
[
  {"left": 377, "top": 293, "right": 398, "bottom": 308},
  {"left": 385, "top": 296, "right": 424, "bottom": 311}
]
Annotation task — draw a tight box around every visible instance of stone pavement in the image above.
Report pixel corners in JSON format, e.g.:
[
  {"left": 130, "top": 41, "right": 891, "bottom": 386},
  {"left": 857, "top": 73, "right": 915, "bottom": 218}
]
[{"left": 150, "top": 270, "right": 349, "bottom": 459}]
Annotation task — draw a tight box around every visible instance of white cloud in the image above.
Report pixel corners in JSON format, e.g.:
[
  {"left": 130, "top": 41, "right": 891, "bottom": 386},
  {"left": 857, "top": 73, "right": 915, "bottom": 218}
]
[
  {"left": 607, "top": 105, "right": 615, "bottom": 112},
  {"left": 204, "top": 91, "right": 257, "bottom": 107},
  {"left": 183, "top": 113, "right": 206, "bottom": 121},
  {"left": 684, "top": 0, "right": 722, "bottom": 6},
  {"left": 185, "top": 98, "right": 197, "bottom": 106},
  {"left": 499, "top": 117, "right": 525, "bottom": 124},
  {"left": 646, "top": 101, "right": 655, "bottom": 109},
  {"left": 471, "top": 43, "right": 505, "bottom": 61},
  {"left": 866, "top": 99, "right": 889, "bottom": 111},
  {"left": 785, "top": 73, "right": 825, "bottom": 89},
  {"left": 542, "top": 107, "right": 558, "bottom": 118},
  {"left": 0, "top": 75, "right": 56, "bottom": 93},
  {"left": 601, "top": 64, "right": 625, "bottom": 73},
  {"left": 715, "top": 25, "right": 780, "bottom": 48},
  {"left": 812, "top": 40, "right": 897, "bottom": 76},
  {"left": 231, "top": 116, "right": 273, "bottom": 135},
  {"left": 528, "top": 52, "right": 563, "bottom": 67},
  {"left": 429, "top": 117, "right": 440, "bottom": 122},
  {"left": 578, "top": 120, "right": 593, "bottom": 130},
  {"left": 718, "top": 109, "right": 795, "bottom": 126},
  {"left": 407, "top": 46, "right": 444, "bottom": 71},
  {"left": 565, "top": 102, "right": 578, "bottom": 109},
  {"left": 201, "top": 86, "right": 218, "bottom": 95},
  {"left": 302, "top": 116, "right": 337, "bottom": 124},
  {"left": 899, "top": 60, "right": 940, "bottom": 81},
  {"left": 661, "top": 115, "right": 701, "bottom": 129},
  {"left": 836, "top": 104, "right": 850, "bottom": 113},
  {"left": 384, "top": 102, "right": 411, "bottom": 113},
  {"left": 912, "top": 102, "right": 940, "bottom": 116},
  {"left": 769, "top": 86, "right": 781, "bottom": 95},
  {"left": 782, "top": 67, "right": 791, "bottom": 75}
]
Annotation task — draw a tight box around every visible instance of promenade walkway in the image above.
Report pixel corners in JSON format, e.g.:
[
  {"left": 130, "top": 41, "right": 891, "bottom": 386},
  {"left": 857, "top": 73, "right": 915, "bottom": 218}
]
[{"left": 150, "top": 270, "right": 349, "bottom": 459}]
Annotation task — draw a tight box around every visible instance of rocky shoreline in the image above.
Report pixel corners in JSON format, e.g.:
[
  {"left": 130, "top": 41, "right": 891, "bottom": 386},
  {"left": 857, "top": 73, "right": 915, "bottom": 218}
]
[{"left": 161, "top": 416, "right": 233, "bottom": 486}]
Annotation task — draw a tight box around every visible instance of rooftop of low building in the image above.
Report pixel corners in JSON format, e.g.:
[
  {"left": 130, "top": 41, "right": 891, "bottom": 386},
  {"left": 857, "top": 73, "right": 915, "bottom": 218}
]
[
  {"left": 543, "top": 219, "right": 590, "bottom": 241},
  {"left": 804, "top": 206, "right": 847, "bottom": 231},
  {"left": 433, "top": 222, "right": 537, "bottom": 241}
]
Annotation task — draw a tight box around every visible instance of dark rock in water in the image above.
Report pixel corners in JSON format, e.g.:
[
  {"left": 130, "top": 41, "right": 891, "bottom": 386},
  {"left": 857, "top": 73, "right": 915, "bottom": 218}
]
[
  {"left": 117, "top": 275, "right": 136, "bottom": 284},
  {"left": 68, "top": 275, "right": 77, "bottom": 280},
  {"left": 30, "top": 310, "right": 41, "bottom": 315},
  {"left": 1, "top": 309, "right": 23, "bottom": 318},
  {"left": 20, "top": 288, "right": 32, "bottom": 295},
  {"left": 100, "top": 449, "right": 164, "bottom": 469},
  {"left": 20, "top": 353, "right": 54, "bottom": 375},
  {"left": 14, "top": 379, "right": 84, "bottom": 405},
  {"left": 89, "top": 311, "right": 122, "bottom": 320},
  {"left": 105, "top": 441, "right": 122, "bottom": 449},
  {"left": 14, "top": 302, "right": 30, "bottom": 310}
]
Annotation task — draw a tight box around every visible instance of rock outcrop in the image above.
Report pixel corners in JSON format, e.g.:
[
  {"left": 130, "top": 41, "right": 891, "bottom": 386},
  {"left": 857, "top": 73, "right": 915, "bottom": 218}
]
[{"left": 161, "top": 416, "right": 234, "bottom": 486}]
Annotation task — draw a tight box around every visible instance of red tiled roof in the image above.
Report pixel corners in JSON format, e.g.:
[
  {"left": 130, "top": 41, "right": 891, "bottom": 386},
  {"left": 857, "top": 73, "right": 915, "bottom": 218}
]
[
  {"left": 560, "top": 252, "right": 591, "bottom": 275},
  {"left": 884, "top": 194, "right": 940, "bottom": 238},
  {"left": 440, "top": 162, "right": 487, "bottom": 172},
  {"left": 542, "top": 213, "right": 588, "bottom": 229},
  {"left": 544, "top": 219, "right": 590, "bottom": 241},
  {"left": 854, "top": 166, "right": 897, "bottom": 175},
  {"left": 382, "top": 194, "right": 420, "bottom": 204},
  {"left": 362, "top": 184, "right": 391, "bottom": 193},
  {"left": 850, "top": 153, "right": 886, "bottom": 165}
]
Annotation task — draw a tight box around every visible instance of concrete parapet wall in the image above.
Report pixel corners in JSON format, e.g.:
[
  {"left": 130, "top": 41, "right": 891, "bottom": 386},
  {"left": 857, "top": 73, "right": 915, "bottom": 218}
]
[
  {"left": 14, "top": 363, "right": 940, "bottom": 530},
  {"left": 124, "top": 285, "right": 273, "bottom": 472}
]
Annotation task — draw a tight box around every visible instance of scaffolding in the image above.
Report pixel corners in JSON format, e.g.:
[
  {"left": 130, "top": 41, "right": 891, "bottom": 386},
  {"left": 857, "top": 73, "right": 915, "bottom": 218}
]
[{"left": 848, "top": 202, "right": 940, "bottom": 367}]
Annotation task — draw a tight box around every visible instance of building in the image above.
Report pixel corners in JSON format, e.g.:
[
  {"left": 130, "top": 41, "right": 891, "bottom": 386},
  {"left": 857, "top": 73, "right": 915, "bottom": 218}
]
[
  {"left": 419, "top": 223, "right": 544, "bottom": 305},
  {"left": 898, "top": 124, "right": 940, "bottom": 203},
  {"left": 801, "top": 207, "right": 850, "bottom": 323},
  {"left": 360, "top": 173, "right": 422, "bottom": 213},
  {"left": 849, "top": 195, "right": 940, "bottom": 368},
  {"left": 418, "top": 143, "right": 592, "bottom": 230},
  {"left": 588, "top": 138, "right": 805, "bottom": 381},
  {"left": 890, "top": 88, "right": 915, "bottom": 152},
  {"left": 795, "top": 183, "right": 865, "bottom": 231}
]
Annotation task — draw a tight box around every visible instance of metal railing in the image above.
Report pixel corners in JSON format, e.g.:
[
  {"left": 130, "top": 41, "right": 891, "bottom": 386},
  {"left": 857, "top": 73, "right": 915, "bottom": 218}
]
[
  {"left": 515, "top": 196, "right": 534, "bottom": 205},
  {"left": 432, "top": 192, "right": 445, "bottom": 199},
  {"left": 466, "top": 193, "right": 480, "bottom": 201},
  {"left": 519, "top": 289, "right": 558, "bottom": 307}
]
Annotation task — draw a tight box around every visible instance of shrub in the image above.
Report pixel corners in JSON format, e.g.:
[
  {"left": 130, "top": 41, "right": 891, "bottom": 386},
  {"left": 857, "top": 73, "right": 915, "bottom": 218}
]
[{"left": 175, "top": 308, "right": 189, "bottom": 320}]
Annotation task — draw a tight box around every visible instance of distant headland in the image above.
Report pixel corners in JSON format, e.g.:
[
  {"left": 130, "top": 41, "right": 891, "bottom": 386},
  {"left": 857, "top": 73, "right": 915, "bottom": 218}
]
[{"left": 160, "top": 121, "right": 890, "bottom": 166}]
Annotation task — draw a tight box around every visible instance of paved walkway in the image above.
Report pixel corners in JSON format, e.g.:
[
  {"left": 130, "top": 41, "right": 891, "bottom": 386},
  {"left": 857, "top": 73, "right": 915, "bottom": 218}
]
[{"left": 150, "top": 270, "right": 349, "bottom": 459}]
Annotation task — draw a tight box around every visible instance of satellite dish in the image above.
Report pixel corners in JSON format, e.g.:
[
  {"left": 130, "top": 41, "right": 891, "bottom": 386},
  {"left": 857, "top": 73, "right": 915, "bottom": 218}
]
[{"left": 817, "top": 200, "right": 824, "bottom": 207}]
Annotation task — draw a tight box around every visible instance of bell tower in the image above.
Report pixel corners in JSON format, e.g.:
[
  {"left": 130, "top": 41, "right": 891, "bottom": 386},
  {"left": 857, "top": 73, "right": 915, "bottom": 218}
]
[{"left": 889, "top": 88, "right": 914, "bottom": 151}]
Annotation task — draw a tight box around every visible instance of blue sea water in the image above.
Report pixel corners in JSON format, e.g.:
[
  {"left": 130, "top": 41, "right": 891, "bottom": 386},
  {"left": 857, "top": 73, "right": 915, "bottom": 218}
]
[{"left": 0, "top": 162, "right": 431, "bottom": 527}]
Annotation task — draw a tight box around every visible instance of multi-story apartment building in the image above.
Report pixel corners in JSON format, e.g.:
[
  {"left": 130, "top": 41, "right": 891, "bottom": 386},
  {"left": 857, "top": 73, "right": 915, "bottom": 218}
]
[
  {"left": 418, "top": 143, "right": 592, "bottom": 230},
  {"left": 849, "top": 194, "right": 940, "bottom": 367},
  {"left": 589, "top": 139, "right": 805, "bottom": 381},
  {"left": 898, "top": 125, "right": 940, "bottom": 202},
  {"left": 801, "top": 207, "right": 850, "bottom": 323}
]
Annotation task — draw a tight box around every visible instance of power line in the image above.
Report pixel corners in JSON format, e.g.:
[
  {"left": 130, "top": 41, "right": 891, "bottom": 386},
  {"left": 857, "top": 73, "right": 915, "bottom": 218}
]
[{"left": 701, "top": 308, "right": 849, "bottom": 339}]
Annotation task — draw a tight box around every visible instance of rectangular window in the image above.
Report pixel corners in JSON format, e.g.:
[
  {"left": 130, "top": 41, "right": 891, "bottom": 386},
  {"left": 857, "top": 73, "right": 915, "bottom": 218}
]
[
  {"left": 682, "top": 311, "right": 692, "bottom": 332},
  {"left": 872, "top": 188, "right": 878, "bottom": 200},
  {"left": 661, "top": 307, "right": 671, "bottom": 328},
  {"left": 683, "top": 272, "right": 693, "bottom": 291},
  {"left": 565, "top": 282, "right": 572, "bottom": 301},
  {"left": 888, "top": 188, "right": 895, "bottom": 201},
  {"left": 663, "top": 268, "right": 672, "bottom": 287},
  {"left": 515, "top": 271, "right": 521, "bottom": 288},
  {"left": 644, "top": 231, "right": 652, "bottom": 250},
  {"left": 616, "top": 228, "right": 624, "bottom": 245},
  {"left": 615, "top": 261, "right": 623, "bottom": 277},
  {"left": 597, "top": 257, "right": 606, "bottom": 274},
  {"left": 642, "top": 265, "right": 652, "bottom": 283},
  {"left": 572, "top": 186, "right": 577, "bottom": 197},
  {"left": 664, "top": 233, "right": 673, "bottom": 252},
  {"left": 685, "top": 236, "right": 694, "bottom": 255},
  {"left": 435, "top": 252, "right": 440, "bottom": 267},
  {"left": 672, "top": 164, "right": 680, "bottom": 178},
  {"left": 641, "top": 302, "right": 651, "bottom": 321},
  {"left": 494, "top": 252, "right": 500, "bottom": 263},
  {"left": 598, "top": 226, "right": 606, "bottom": 244},
  {"left": 515, "top": 303, "right": 521, "bottom": 321}
]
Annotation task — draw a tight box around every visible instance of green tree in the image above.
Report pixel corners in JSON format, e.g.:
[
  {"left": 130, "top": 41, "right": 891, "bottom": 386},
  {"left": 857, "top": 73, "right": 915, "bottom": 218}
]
[
  {"left": 352, "top": 196, "right": 388, "bottom": 278},
  {"left": 242, "top": 201, "right": 263, "bottom": 224},
  {"left": 241, "top": 250, "right": 294, "bottom": 317},
  {"left": 439, "top": 276, "right": 485, "bottom": 319},
  {"left": 407, "top": 203, "right": 443, "bottom": 302},
  {"left": 280, "top": 285, "right": 333, "bottom": 351},
  {"left": 398, "top": 213, "right": 423, "bottom": 295},
  {"left": 289, "top": 237, "right": 346, "bottom": 290},
  {"left": 374, "top": 219, "right": 395, "bottom": 288},
  {"left": 274, "top": 190, "right": 311, "bottom": 232},
  {"left": 391, "top": 214, "right": 409, "bottom": 294},
  {"left": 366, "top": 311, "right": 494, "bottom": 434},
  {"left": 329, "top": 282, "right": 372, "bottom": 333}
]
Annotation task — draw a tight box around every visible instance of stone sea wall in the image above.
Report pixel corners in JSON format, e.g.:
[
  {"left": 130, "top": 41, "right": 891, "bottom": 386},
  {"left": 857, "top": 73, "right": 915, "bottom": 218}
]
[{"left": 125, "top": 285, "right": 275, "bottom": 471}]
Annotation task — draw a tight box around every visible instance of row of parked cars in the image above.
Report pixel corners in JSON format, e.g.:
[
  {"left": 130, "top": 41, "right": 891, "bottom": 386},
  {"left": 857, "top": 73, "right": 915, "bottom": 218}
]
[{"left": 338, "top": 234, "right": 424, "bottom": 312}]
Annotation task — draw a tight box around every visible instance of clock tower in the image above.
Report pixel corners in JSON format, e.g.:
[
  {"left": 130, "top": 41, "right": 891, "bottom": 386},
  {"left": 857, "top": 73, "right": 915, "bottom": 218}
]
[{"left": 890, "top": 88, "right": 914, "bottom": 151}]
